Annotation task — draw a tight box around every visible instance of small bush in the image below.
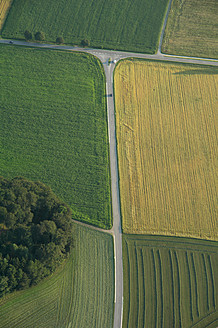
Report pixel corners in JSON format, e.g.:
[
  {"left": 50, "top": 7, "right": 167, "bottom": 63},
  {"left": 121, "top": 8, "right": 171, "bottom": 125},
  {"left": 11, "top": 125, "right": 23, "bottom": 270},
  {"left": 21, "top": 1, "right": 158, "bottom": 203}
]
[
  {"left": 81, "top": 39, "right": 90, "bottom": 47},
  {"left": 24, "top": 30, "right": 32, "bottom": 41},
  {"left": 35, "top": 31, "right": 45, "bottom": 41},
  {"left": 56, "top": 36, "right": 64, "bottom": 44}
]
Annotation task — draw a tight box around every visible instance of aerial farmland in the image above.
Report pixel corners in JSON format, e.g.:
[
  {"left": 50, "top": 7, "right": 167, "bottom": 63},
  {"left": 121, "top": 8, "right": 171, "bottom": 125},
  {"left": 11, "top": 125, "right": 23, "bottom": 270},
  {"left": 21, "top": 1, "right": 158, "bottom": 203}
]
[
  {"left": 0, "top": 224, "right": 114, "bottom": 328},
  {"left": 123, "top": 234, "right": 218, "bottom": 328},
  {"left": 0, "top": 45, "right": 111, "bottom": 229},
  {"left": 162, "top": 0, "right": 218, "bottom": 59},
  {"left": 0, "top": 0, "right": 217, "bottom": 327},
  {"left": 1, "top": 0, "right": 169, "bottom": 53},
  {"left": 115, "top": 60, "right": 217, "bottom": 240}
]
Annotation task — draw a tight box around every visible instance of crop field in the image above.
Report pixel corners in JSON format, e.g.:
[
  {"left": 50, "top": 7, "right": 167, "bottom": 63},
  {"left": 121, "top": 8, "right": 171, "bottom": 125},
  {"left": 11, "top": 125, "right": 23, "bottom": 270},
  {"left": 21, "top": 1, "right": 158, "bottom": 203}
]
[
  {"left": 162, "top": 0, "right": 218, "bottom": 59},
  {"left": 0, "top": 224, "right": 114, "bottom": 328},
  {"left": 0, "top": 0, "right": 12, "bottom": 29},
  {"left": 123, "top": 234, "right": 218, "bottom": 328},
  {"left": 0, "top": 45, "right": 111, "bottom": 229},
  {"left": 114, "top": 60, "right": 218, "bottom": 239},
  {"left": 2, "top": 0, "right": 169, "bottom": 53}
]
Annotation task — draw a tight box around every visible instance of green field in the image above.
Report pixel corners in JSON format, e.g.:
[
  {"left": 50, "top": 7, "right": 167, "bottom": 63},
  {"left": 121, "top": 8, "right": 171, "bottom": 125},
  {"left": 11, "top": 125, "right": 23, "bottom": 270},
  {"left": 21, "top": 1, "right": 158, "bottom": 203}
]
[
  {"left": 123, "top": 234, "right": 218, "bottom": 328},
  {"left": 2, "top": 0, "right": 169, "bottom": 53},
  {"left": 162, "top": 0, "right": 218, "bottom": 58},
  {"left": 0, "top": 223, "right": 114, "bottom": 328},
  {"left": 0, "top": 45, "right": 111, "bottom": 229}
]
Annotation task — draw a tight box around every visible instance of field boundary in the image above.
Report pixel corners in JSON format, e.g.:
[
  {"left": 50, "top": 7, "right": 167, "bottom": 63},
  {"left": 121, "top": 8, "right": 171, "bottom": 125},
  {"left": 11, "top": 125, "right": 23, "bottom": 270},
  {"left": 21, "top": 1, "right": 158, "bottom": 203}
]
[{"left": 0, "top": 40, "right": 217, "bottom": 328}]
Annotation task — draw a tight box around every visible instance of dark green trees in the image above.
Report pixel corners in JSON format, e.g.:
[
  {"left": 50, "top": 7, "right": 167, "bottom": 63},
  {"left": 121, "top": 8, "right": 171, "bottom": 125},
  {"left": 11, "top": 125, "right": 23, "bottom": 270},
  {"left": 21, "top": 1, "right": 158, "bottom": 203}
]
[
  {"left": 24, "top": 30, "right": 32, "bottom": 41},
  {"left": 0, "top": 177, "right": 74, "bottom": 297},
  {"left": 56, "top": 36, "right": 64, "bottom": 44},
  {"left": 81, "top": 39, "right": 90, "bottom": 47},
  {"left": 34, "top": 31, "right": 45, "bottom": 41}
]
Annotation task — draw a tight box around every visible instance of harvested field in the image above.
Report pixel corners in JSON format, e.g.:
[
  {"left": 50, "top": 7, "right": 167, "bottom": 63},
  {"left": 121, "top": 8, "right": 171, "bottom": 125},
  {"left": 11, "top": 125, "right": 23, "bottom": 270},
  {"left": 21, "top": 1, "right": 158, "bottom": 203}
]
[
  {"left": 0, "top": 224, "right": 114, "bottom": 328},
  {"left": 115, "top": 60, "right": 218, "bottom": 238},
  {"left": 0, "top": 45, "right": 111, "bottom": 229},
  {"left": 123, "top": 234, "right": 218, "bottom": 328},
  {"left": 1, "top": 0, "right": 169, "bottom": 53},
  {"left": 162, "top": 0, "right": 218, "bottom": 58},
  {"left": 0, "top": 0, "right": 12, "bottom": 29}
]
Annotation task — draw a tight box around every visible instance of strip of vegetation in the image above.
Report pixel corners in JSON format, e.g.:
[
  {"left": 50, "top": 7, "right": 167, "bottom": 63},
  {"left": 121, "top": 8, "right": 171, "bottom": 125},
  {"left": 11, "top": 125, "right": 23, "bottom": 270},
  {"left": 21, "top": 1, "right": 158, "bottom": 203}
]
[
  {"left": 0, "top": 176, "right": 74, "bottom": 297},
  {"left": 1, "top": 0, "right": 169, "bottom": 53},
  {"left": 162, "top": 0, "right": 218, "bottom": 59},
  {"left": 114, "top": 59, "right": 217, "bottom": 238},
  {"left": 123, "top": 234, "right": 218, "bottom": 328},
  {"left": 0, "top": 224, "right": 114, "bottom": 328},
  {"left": 0, "top": 45, "right": 111, "bottom": 229}
]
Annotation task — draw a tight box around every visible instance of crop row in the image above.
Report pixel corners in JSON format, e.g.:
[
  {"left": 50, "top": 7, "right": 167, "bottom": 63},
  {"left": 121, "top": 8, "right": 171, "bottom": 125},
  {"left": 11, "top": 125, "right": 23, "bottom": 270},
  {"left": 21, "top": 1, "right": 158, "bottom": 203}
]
[
  {"left": 115, "top": 60, "right": 218, "bottom": 239},
  {"left": 162, "top": 0, "right": 218, "bottom": 59},
  {"left": 123, "top": 234, "right": 218, "bottom": 328}
]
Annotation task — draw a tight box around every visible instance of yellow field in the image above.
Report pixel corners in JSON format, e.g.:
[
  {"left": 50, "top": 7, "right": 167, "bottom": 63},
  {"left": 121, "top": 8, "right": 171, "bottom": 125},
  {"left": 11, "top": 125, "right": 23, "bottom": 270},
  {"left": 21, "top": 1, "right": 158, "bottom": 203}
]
[
  {"left": 0, "top": 0, "right": 12, "bottom": 29},
  {"left": 115, "top": 60, "right": 217, "bottom": 239}
]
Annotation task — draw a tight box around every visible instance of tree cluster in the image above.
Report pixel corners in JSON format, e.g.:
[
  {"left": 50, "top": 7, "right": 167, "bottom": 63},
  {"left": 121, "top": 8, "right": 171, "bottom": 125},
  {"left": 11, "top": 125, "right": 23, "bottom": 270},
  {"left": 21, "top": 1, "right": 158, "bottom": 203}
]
[
  {"left": 0, "top": 177, "right": 74, "bottom": 297},
  {"left": 24, "top": 30, "right": 45, "bottom": 42},
  {"left": 24, "top": 31, "right": 65, "bottom": 44}
]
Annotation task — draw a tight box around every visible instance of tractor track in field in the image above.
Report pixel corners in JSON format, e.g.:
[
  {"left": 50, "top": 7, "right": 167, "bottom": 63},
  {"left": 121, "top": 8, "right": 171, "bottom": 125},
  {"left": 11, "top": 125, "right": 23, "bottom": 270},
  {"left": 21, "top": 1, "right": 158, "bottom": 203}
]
[{"left": 0, "top": 23, "right": 217, "bottom": 327}]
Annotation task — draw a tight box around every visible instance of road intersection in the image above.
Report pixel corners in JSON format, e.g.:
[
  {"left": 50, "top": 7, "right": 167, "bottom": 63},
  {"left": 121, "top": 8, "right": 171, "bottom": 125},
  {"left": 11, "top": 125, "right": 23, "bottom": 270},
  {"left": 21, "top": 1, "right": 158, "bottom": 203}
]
[{"left": 0, "top": 32, "right": 217, "bottom": 328}]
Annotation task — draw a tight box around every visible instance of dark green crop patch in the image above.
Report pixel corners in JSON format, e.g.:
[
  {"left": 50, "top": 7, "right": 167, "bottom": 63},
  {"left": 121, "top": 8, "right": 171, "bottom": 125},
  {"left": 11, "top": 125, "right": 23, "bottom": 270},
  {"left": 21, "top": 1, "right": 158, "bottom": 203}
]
[
  {"left": 2, "top": 0, "right": 169, "bottom": 53},
  {"left": 123, "top": 234, "right": 218, "bottom": 328},
  {"left": 0, "top": 45, "right": 111, "bottom": 229}
]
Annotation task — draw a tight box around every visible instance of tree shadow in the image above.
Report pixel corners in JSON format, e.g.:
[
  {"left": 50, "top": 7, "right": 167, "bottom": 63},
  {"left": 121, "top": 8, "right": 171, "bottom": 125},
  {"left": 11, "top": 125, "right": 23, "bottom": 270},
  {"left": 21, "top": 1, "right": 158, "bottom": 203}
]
[{"left": 173, "top": 67, "right": 218, "bottom": 75}]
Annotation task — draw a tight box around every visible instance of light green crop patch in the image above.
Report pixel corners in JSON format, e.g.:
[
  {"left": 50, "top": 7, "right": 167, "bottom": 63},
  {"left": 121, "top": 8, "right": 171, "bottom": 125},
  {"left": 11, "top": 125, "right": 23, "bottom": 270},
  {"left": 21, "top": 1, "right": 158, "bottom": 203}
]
[{"left": 0, "top": 224, "right": 114, "bottom": 328}]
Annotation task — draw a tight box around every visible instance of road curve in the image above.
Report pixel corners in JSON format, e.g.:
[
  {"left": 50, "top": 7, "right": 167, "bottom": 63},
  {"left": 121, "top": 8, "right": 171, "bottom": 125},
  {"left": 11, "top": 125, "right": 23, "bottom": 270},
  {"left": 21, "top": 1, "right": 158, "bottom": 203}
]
[{"left": 1, "top": 38, "right": 218, "bottom": 328}]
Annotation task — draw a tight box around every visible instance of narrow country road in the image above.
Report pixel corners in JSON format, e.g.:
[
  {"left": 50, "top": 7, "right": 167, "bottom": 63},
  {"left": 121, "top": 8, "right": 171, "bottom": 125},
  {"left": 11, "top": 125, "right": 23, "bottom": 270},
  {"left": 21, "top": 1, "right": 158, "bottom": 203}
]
[
  {"left": 1, "top": 36, "right": 217, "bottom": 328},
  {"left": 157, "top": 0, "right": 173, "bottom": 54}
]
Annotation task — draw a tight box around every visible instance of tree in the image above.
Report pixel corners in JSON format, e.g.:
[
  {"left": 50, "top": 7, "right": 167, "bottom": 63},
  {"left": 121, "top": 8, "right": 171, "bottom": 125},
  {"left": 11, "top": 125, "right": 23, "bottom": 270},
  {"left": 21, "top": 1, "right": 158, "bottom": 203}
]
[
  {"left": 81, "top": 39, "right": 90, "bottom": 47},
  {"left": 0, "top": 276, "right": 9, "bottom": 297},
  {"left": 0, "top": 206, "right": 7, "bottom": 223},
  {"left": 35, "top": 31, "right": 45, "bottom": 41},
  {"left": 0, "top": 177, "right": 74, "bottom": 298},
  {"left": 24, "top": 30, "right": 32, "bottom": 41},
  {"left": 56, "top": 37, "right": 64, "bottom": 44}
]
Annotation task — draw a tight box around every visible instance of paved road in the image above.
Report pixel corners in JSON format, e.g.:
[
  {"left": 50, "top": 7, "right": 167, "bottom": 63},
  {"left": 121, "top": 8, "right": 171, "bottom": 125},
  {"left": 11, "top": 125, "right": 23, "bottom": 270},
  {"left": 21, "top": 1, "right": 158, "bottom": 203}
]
[
  {"left": 104, "top": 61, "right": 123, "bottom": 328},
  {"left": 1, "top": 38, "right": 217, "bottom": 328},
  {"left": 1, "top": 39, "right": 218, "bottom": 66}
]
